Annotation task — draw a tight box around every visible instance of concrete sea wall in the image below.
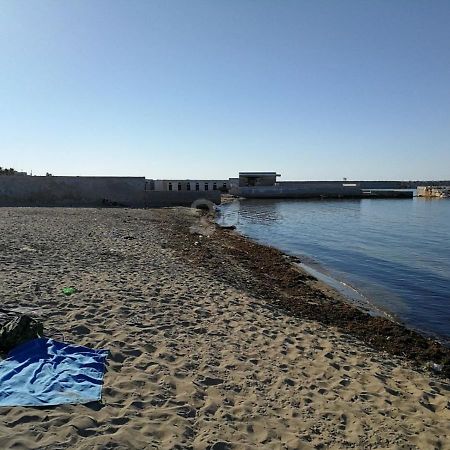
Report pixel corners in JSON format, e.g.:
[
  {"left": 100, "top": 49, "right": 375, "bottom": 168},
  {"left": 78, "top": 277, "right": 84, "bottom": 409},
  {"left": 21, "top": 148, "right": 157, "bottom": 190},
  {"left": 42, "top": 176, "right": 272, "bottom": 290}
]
[
  {"left": 143, "top": 191, "right": 221, "bottom": 207},
  {"left": 0, "top": 176, "right": 147, "bottom": 207},
  {"left": 0, "top": 176, "right": 221, "bottom": 207}
]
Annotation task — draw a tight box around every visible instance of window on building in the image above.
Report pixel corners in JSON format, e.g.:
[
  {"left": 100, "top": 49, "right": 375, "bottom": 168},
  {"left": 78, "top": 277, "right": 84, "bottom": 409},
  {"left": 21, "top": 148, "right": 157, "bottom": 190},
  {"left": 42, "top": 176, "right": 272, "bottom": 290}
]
[
  {"left": 186, "top": 182, "right": 191, "bottom": 191},
  {"left": 213, "top": 182, "right": 217, "bottom": 191},
  {"left": 223, "top": 182, "right": 227, "bottom": 190},
  {"left": 204, "top": 183, "right": 209, "bottom": 191},
  {"left": 195, "top": 183, "right": 200, "bottom": 191},
  {"left": 178, "top": 182, "right": 182, "bottom": 191},
  {"left": 168, "top": 182, "right": 172, "bottom": 191}
]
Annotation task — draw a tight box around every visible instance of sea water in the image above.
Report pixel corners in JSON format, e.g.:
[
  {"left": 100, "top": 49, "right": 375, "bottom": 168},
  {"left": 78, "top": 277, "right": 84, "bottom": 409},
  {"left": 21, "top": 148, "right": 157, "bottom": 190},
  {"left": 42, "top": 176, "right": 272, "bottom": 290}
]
[{"left": 219, "top": 197, "right": 450, "bottom": 345}]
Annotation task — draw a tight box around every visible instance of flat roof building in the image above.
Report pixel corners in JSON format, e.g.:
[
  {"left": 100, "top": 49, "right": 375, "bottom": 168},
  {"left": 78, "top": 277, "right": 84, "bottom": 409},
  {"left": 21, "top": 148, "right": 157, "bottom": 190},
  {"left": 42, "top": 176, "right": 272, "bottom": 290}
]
[{"left": 238, "top": 172, "right": 281, "bottom": 187}]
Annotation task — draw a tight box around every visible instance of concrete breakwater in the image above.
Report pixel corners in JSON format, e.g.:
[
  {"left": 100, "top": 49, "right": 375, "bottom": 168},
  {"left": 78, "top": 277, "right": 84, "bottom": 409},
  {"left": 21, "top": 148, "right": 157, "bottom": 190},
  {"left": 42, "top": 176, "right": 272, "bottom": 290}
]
[
  {"left": 235, "top": 181, "right": 413, "bottom": 199},
  {"left": 230, "top": 174, "right": 416, "bottom": 199}
]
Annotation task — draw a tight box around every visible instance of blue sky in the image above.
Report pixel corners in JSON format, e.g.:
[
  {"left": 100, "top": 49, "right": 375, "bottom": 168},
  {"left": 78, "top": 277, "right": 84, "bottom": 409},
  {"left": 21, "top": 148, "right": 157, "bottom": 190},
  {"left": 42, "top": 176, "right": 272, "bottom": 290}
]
[{"left": 1, "top": 0, "right": 449, "bottom": 180}]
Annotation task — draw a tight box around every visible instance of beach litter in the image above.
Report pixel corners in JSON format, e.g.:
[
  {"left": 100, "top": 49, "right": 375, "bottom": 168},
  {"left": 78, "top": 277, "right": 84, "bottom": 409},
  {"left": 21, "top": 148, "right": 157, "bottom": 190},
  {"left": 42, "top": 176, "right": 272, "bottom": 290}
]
[
  {"left": 0, "top": 338, "right": 108, "bottom": 407},
  {"left": 62, "top": 287, "right": 77, "bottom": 296},
  {"left": 425, "top": 362, "right": 444, "bottom": 373}
]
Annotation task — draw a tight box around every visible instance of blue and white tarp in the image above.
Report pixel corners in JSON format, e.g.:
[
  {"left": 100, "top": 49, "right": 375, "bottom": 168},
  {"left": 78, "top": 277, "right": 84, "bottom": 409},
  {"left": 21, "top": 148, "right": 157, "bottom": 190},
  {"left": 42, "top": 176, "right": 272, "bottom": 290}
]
[{"left": 0, "top": 338, "right": 108, "bottom": 407}]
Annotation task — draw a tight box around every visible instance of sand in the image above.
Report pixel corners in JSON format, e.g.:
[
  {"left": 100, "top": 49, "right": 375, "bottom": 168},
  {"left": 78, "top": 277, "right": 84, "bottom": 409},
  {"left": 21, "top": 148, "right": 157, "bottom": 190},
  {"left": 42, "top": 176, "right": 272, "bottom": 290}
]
[{"left": 0, "top": 207, "right": 448, "bottom": 450}]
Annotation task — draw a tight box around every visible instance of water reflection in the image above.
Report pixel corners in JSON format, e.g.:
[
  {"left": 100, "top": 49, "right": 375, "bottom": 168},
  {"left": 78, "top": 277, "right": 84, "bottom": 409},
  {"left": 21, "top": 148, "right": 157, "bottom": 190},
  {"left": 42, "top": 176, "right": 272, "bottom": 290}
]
[{"left": 218, "top": 199, "right": 283, "bottom": 227}]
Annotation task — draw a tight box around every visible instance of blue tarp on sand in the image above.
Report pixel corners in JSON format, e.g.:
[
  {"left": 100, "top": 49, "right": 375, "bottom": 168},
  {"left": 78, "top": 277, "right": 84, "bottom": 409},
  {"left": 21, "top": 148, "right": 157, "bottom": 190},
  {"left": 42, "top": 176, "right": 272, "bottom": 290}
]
[{"left": 0, "top": 338, "right": 108, "bottom": 407}]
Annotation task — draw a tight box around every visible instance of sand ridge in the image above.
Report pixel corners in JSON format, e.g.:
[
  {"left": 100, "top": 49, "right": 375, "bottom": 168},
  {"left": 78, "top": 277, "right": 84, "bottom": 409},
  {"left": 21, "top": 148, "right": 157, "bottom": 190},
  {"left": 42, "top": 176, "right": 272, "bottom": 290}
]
[{"left": 0, "top": 207, "right": 448, "bottom": 449}]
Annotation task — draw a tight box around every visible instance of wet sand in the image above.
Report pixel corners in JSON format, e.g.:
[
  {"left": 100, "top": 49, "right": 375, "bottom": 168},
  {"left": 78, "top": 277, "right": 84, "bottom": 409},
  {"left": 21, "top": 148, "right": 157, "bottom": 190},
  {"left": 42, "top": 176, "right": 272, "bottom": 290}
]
[{"left": 0, "top": 207, "right": 449, "bottom": 449}]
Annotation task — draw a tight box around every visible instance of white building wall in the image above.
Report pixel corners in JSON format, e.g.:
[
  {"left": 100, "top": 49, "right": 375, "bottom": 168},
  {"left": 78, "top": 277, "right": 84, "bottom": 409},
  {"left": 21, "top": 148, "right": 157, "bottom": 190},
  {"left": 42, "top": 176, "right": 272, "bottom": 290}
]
[{"left": 154, "top": 180, "right": 229, "bottom": 192}]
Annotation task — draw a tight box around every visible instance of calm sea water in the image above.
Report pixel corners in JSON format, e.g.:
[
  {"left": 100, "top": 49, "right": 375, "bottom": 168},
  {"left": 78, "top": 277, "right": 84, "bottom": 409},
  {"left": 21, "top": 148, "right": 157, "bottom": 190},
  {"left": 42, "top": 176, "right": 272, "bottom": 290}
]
[{"left": 219, "top": 197, "right": 450, "bottom": 345}]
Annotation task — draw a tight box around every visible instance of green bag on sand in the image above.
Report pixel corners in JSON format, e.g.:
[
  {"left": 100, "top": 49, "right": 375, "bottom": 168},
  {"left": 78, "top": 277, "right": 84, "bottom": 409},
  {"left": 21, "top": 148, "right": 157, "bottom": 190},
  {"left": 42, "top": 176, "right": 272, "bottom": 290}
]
[{"left": 62, "top": 287, "right": 77, "bottom": 296}]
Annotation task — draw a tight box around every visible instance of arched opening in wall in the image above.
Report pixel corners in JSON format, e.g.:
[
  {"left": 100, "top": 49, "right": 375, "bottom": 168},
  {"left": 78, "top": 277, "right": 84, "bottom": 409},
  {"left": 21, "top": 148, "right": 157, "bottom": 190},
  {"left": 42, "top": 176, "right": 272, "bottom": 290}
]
[
  {"left": 186, "top": 182, "right": 191, "bottom": 191},
  {"left": 213, "top": 182, "right": 217, "bottom": 191},
  {"left": 204, "top": 183, "right": 209, "bottom": 191},
  {"left": 195, "top": 183, "right": 200, "bottom": 191},
  {"left": 178, "top": 182, "right": 182, "bottom": 191},
  {"left": 168, "top": 182, "right": 173, "bottom": 191}
]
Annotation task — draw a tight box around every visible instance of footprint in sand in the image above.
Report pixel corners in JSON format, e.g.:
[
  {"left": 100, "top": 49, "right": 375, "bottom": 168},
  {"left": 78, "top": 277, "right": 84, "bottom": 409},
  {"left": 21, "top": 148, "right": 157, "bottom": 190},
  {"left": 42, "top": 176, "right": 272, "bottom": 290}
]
[{"left": 71, "top": 324, "right": 90, "bottom": 335}]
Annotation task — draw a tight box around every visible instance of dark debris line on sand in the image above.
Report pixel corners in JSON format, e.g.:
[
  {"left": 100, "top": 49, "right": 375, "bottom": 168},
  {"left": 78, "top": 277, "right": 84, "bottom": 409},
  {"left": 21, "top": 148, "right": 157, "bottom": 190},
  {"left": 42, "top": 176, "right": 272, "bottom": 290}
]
[{"left": 161, "top": 209, "right": 450, "bottom": 379}]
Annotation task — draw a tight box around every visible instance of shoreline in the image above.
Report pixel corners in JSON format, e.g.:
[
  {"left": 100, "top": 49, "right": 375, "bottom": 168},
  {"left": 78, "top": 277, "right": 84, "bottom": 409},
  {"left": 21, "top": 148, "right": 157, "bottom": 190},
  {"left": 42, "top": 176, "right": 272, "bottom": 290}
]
[
  {"left": 217, "top": 219, "right": 396, "bottom": 319},
  {"left": 296, "top": 261, "right": 391, "bottom": 318},
  {"left": 225, "top": 228, "right": 450, "bottom": 349},
  {"left": 171, "top": 207, "right": 450, "bottom": 378}
]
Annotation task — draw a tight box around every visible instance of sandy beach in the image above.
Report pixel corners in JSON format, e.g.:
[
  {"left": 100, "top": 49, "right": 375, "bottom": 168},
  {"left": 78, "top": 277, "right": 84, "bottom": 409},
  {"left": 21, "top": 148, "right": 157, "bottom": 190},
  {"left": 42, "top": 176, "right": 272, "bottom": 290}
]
[{"left": 0, "top": 207, "right": 449, "bottom": 449}]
